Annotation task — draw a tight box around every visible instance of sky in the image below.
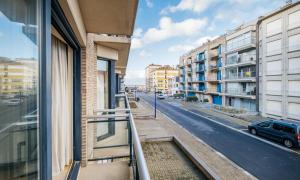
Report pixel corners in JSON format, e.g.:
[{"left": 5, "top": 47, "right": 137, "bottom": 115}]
[{"left": 125, "top": 0, "right": 288, "bottom": 85}]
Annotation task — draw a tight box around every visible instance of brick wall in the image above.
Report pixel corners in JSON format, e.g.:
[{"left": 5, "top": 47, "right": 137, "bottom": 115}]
[{"left": 81, "top": 33, "right": 97, "bottom": 166}]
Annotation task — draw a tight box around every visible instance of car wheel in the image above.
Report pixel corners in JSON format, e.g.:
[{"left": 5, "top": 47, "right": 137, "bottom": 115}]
[
  {"left": 250, "top": 128, "right": 257, "bottom": 135},
  {"left": 283, "top": 139, "right": 293, "bottom": 148}
]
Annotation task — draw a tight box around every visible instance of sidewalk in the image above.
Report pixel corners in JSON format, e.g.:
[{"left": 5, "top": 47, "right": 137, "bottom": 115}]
[
  {"left": 167, "top": 98, "right": 268, "bottom": 128},
  {"left": 132, "top": 99, "right": 256, "bottom": 180}
]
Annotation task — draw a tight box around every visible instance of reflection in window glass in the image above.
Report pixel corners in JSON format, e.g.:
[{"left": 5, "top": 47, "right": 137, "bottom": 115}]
[
  {"left": 0, "top": 0, "right": 39, "bottom": 179},
  {"left": 97, "top": 60, "right": 109, "bottom": 109}
]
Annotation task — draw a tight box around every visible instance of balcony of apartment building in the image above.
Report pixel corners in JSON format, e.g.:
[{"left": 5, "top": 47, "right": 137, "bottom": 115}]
[
  {"left": 81, "top": 94, "right": 150, "bottom": 180},
  {"left": 207, "top": 83, "right": 222, "bottom": 95},
  {"left": 225, "top": 31, "right": 256, "bottom": 54},
  {"left": 209, "top": 49, "right": 219, "bottom": 60},
  {"left": 194, "top": 52, "right": 206, "bottom": 63},
  {"left": 0, "top": 0, "right": 149, "bottom": 180},
  {"left": 224, "top": 86, "right": 256, "bottom": 99},
  {"left": 224, "top": 66, "right": 256, "bottom": 82},
  {"left": 206, "top": 73, "right": 221, "bottom": 83},
  {"left": 198, "top": 84, "right": 206, "bottom": 92},
  {"left": 225, "top": 50, "right": 256, "bottom": 68},
  {"left": 196, "top": 64, "right": 206, "bottom": 73}
]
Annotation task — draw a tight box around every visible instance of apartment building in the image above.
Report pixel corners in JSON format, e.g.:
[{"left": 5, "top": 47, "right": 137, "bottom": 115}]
[
  {"left": 145, "top": 63, "right": 161, "bottom": 92},
  {"left": 258, "top": 2, "right": 300, "bottom": 120},
  {"left": 179, "top": 42, "right": 208, "bottom": 99},
  {"left": 0, "top": 58, "right": 38, "bottom": 96},
  {"left": 224, "top": 22, "right": 257, "bottom": 112},
  {"left": 179, "top": 36, "right": 225, "bottom": 105},
  {"left": 0, "top": 0, "right": 149, "bottom": 180},
  {"left": 152, "top": 65, "right": 178, "bottom": 93}
]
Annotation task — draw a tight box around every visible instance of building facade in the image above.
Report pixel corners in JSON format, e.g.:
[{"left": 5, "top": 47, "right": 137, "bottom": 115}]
[
  {"left": 224, "top": 22, "right": 257, "bottom": 112},
  {"left": 145, "top": 64, "right": 161, "bottom": 92},
  {"left": 0, "top": 0, "right": 149, "bottom": 180},
  {"left": 258, "top": 2, "right": 300, "bottom": 120},
  {"left": 152, "top": 66, "right": 178, "bottom": 93},
  {"left": 179, "top": 36, "right": 225, "bottom": 105}
]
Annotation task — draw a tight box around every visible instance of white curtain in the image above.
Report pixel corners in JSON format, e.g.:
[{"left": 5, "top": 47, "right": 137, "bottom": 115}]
[{"left": 52, "top": 36, "right": 73, "bottom": 176}]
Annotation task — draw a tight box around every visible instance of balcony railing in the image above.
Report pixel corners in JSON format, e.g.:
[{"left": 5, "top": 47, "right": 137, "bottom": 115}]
[
  {"left": 225, "top": 71, "right": 256, "bottom": 80},
  {"left": 225, "top": 88, "right": 256, "bottom": 96},
  {"left": 87, "top": 94, "right": 150, "bottom": 180}
]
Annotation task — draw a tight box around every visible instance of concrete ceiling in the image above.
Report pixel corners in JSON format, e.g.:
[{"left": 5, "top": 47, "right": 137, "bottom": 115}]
[
  {"left": 78, "top": 0, "right": 138, "bottom": 36},
  {"left": 94, "top": 35, "right": 131, "bottom": 75}
]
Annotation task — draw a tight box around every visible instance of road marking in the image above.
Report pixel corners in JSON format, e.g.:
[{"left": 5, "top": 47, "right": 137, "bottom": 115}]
[
  {"left": 142, "top": 96, "right": 300, "bottom": 156},
  {"left": 141, "top": 99, "right": 257, "bottom": 179}
]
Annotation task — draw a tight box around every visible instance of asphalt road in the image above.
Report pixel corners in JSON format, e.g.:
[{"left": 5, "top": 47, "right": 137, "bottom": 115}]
[{"left": 140, "top": 93, "right": 300, "bottom": 180}]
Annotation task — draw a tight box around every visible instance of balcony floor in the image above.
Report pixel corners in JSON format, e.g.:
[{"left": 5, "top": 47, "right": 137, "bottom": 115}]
[{"left": 78, "top": 161, "right": 130, "bottom": 180}]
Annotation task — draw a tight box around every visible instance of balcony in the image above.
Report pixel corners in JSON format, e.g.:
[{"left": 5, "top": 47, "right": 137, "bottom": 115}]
[
  {"left": 209, "top": 65, "right": 218, "bottom": 71},
  {"left": 82, "top": 94, "right": 150, "bottom": 180},
  {"left": 225, "top": 33, "right": 256, "bottom": 54},
  {"left": 196, "top": 66, "right": 205, "bottom": 73},
  {"left": 224, "top": 88, "right": 256, "bottom": 99},
  {"left": 210, "top": 50, "right": 218, "bottom": 59},
  {"left": 225, "top": 54, "right": 256, "bottom": 68},
  {"left": 224, "top": 71, "right": 256, "bottom": 82},
  {"left": 195, "top": 53, "right": 206, "bottom": 63},
  {"left": 206, "top": 76, "right": 220, "bottom": 82}
]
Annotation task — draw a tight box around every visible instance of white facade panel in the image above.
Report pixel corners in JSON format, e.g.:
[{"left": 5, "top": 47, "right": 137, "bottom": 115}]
[
  {"left": 288, "top": 103, "right": 300, "bottom": 119},
  {"left": 266, "top": 60, "right": 282, "bottom": 75},
  {"left": 288, "top": 34, "right": 300, "bottom": 52},
  {"left": 288, "top": 57, "right": 300, "bottom": 74},
  {"left": 266, "top": 81, "right": 282, "bottom": 95},
  {"left": 288, "top": 10, "right": 300, "bottom": 29},
  {"left": 266, "top": 18, "right": 282, "bottom": 36},
  {"left": 266, "top": 40, "right": 281, "bottom": 56},
  {"left": 288, "top": 80, "right": 300, "bottom": 96},
  {"left": 266, "top": 100, "right": 282, "bottom": 116}
]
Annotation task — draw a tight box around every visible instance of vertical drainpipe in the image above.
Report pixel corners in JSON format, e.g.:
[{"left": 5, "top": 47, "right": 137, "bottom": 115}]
[{"left": 256, "top": 19, "right": 262, "bottom": 113}]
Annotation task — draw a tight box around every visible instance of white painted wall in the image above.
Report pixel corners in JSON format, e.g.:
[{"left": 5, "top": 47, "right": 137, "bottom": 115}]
[
  {"left": 288, "top": 103, "right": 300, "bottom": 119},
  {"left": 266, "top": 40, "right": 281, "bottom": 56},
  {"left": 266, "top": 60, "right": 282, "bottom": 75},
  {"left": 288, "top": 80, "right": 300, "bottom": 96},
  {"left": 266, "top": 18, "right": 282, "bottom": 36},
  {"left": 266, "top": 81, "right": 282, "bottom": 95},
  {"left": 288, "top": 34, "right": 300, "bottom": 52},
  {"left": 266, "top": 100, "right": 282, "bottom": 116},
  {"left": 288, "top": 10, "right": 300, "bottom": 29},
  {"left": 288, "top": 57, "right": 300, "bottom": 74}
]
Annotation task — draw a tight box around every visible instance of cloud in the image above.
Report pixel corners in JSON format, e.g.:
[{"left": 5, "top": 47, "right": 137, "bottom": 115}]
[
  {"left": 139, "top": 50, "right": 152, "bottom": 57},
  {"left": 161, "top": 0, "right": 215, "bottom": 14},
  {"left": 168, "top": 44, "right": 194, "bottom": 52},
  {"left": 133, "top": 28, "right": 143, "bottom": 37},
  {"left": 145, "top": 0, "right": 154, "bottom": 8},
  {"left": 167, "top": 35, "right": 219, "bottom": 54},
  {"left": 131, "top": 38, "right": 143, "bottom": 49},
  {"left": 196, "top": 35, "right": 219, "bottom": 45},
  {"left": 131, "top": 16, "right": 207, "bottom": 49}
]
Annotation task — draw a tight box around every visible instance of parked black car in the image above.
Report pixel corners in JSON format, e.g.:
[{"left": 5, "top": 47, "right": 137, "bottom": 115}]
[{"left": 248, "top": 120, "right": 300, "bottom": 148}]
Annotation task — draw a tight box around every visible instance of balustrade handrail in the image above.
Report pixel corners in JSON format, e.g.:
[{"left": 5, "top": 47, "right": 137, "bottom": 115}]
[{"left": 124, "top": 94, "right": 150, "bottom": 180}]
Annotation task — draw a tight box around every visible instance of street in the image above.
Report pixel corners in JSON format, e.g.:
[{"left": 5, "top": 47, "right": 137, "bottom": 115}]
[{"left": 140, "top": 93, "right": 300, "bottom": 180}]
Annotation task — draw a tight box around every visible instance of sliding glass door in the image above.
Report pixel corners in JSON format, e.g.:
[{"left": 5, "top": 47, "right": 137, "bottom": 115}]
[{"left": 0, "top": 0, "right": 40, "bottom": 179}]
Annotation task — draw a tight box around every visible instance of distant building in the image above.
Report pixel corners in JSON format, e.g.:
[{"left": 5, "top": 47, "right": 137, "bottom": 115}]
[
  {"left": 258, "top": 2, "right": 300, "bottom": 120},
  {"left": 168, "top": 76, "right": 180, "bottom": 95},
  {"left": 145, "top": 64, "right": 161, "bottom": 92},
  {"left": 178, "top": 36, "right": 225, "bottom": 105},
  {"left": 152, "top": 65, "right": 178, "bottom": 93},
  {"left": 0, "top": 57, "right": 38, "bottom": 97}
]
